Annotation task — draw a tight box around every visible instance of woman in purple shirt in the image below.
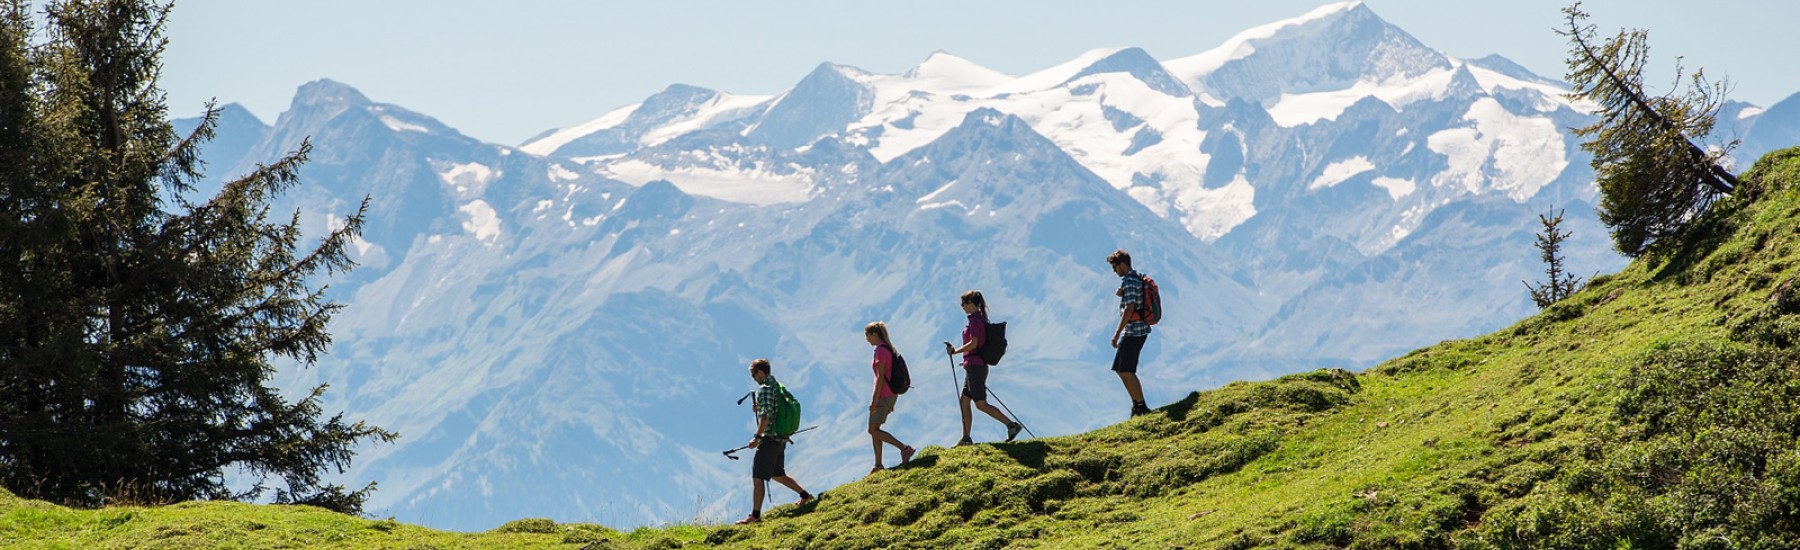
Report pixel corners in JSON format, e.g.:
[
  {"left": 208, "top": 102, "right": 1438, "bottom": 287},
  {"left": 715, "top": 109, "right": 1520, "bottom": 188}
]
[{"left": 943, "top": 290, "right": 1023, "bottom": 445}]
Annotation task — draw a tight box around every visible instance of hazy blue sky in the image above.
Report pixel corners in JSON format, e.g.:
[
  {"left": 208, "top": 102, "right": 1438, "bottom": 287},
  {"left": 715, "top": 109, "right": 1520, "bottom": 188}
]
[{"left": 159, "top": 0, "right": 1799, "bottom": 146}]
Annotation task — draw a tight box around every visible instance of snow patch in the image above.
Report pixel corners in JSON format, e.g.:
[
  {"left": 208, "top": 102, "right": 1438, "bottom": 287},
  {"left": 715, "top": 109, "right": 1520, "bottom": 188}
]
[
  {"left": 1370, "top": 176, "right": 1417, "bottom": 200},
  {"left": 988, "top": 47, "right": 1129, "bottom": 96},
  {"left": 520, "top": 104, "right": 638, "bottom": 156},
  {"left": 380, "top": 115, "right": 429, "bottom": 133},
  {"left": 600, "top": 159, "right": 813, "bottom": 205},
  {"left": 1461, "top": 62, "right": 1575, "bottom": 112},
  {"left": 1309, "top": 156, "right": 1375, "bottom": 190},
  {"left": 915, "top": 179, "right": 971, "bottom": 212},
  {"left": 327, "top": 214, "right": 388, "bottom": 269},
  {"left": 1425, "top": 98, "right": 1567, "bottom": 201},
  {"left": 548, "top": 164, "right": 581, "bottom": 182},
  {"left": 1739, "top": 106, "right": 1766, "bottom": 120},
  {"left": 439, "top": 162, "right": 497, "bottom": 199},
  {"left": 1170, "top": 173, "right": 1256, "bottom": 241},
  {"left": 458, "top": 200, "right": 502, "bottom": 243},
  {"left": 1265, "top": 68, "right": 1459, "bottom": 127},
  {"left": 648, "top": 92, "right": 771, "bottom": 146}
]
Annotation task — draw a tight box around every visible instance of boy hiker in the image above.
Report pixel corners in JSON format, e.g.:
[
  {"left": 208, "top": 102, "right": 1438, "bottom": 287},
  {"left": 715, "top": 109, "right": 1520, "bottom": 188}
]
[
  {"left": 1108, "top": 250, "right": 1153, "bottom": 417},
  {"left": 738, "top": 358, "right": 814, "bottom": 524}
]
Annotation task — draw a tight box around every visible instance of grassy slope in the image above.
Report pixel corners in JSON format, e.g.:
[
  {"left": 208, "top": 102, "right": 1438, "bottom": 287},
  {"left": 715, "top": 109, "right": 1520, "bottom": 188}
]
[{"left": 6, "top": 148, "right": 1800, "bottom": 549}]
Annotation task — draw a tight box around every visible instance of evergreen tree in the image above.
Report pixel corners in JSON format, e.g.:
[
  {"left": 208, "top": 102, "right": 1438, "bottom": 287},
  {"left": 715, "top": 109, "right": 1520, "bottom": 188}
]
[
  {"left": 1523, "top": 208, "right": 1583, "bottom": 309},
  {"left": 0, "top": 0, "right": 393, "bottom": 513},
  {"left": 1560, "top": 2, "right": 1741, "bottom": 257}
]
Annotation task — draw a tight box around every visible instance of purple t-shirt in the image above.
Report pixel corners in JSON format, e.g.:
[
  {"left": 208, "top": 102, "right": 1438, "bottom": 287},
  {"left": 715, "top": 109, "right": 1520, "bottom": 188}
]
[
  {"left": 962, "top": 312, "right": 987, "bottom": 367},
  {"left": 872, "top": 345, "right": 898, "bottom": 399}
]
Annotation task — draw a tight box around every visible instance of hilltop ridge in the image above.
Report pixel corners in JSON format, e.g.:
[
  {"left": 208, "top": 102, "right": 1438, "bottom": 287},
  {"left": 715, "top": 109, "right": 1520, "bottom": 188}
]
[{"left": 5, "top": 146, "right": 1800, "bottom": 548}]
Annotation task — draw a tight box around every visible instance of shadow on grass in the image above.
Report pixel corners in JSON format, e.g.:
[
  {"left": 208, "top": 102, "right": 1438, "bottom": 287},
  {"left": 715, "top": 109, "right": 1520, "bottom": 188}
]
[
  {"left": 895, "top": 454, "right": 940, "bottom": 471},
  {"left": 1161, "top": 391, "right": 1202, "bottom": 422},
  {"left": 996, "top": 441, "right": 1048, "bottom": 469}
]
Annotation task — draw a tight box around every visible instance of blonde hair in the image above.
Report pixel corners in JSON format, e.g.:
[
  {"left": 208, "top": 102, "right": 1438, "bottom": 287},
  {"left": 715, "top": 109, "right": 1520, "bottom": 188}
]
[{"left": 864, "top": 321, "right": 892, "bottom": 347}]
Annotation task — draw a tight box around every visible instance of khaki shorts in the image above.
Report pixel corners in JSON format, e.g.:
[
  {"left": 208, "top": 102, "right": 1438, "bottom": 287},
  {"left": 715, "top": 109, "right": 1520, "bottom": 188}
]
[{"left": 869, "top": 396, "right": 897, "bottom": 427}]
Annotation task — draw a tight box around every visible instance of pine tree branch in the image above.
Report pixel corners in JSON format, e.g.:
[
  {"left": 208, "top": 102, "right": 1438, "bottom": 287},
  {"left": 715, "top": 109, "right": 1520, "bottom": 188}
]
[{"left": 1564, "top": 5, "right": 1736, "bottom": 195}]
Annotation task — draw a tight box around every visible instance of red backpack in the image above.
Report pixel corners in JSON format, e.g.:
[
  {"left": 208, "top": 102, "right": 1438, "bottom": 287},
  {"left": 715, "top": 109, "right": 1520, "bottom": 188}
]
[{"left": 1134, "top": 273, "right": 1162, "bottom": 326}]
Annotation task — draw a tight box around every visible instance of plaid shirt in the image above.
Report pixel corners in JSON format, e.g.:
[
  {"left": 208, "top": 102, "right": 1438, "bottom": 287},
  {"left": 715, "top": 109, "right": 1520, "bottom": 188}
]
[
  {"left": 1119, "top": 271, "right": 1152, "bottom": 337},
  {"left": 754, "top": 375, "right": 782, "bottom": 436}
]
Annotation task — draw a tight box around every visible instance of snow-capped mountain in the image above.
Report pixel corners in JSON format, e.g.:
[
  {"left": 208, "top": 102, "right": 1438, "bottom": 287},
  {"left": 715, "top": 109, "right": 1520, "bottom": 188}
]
[{"left": 179, "top": 0, "right": 1795, "bottom": 532}]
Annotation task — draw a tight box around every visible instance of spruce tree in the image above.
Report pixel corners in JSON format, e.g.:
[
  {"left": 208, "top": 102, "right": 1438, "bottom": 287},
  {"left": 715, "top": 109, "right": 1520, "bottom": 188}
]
[
  {"left": 1523, "top": 208, "right": 1583, "bottom": 309},
  {"left": 1560, "top": 2, "right": 1740, "bottom": 257},
  {"left": 0, "top": 0, "right": 393, "bottom": 513}
]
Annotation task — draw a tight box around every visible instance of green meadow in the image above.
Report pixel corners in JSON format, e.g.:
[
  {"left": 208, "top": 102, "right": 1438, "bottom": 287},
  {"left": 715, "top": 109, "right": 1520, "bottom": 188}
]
[{"left": 8, "top": 148, "right": 1800, "bottom": 548}]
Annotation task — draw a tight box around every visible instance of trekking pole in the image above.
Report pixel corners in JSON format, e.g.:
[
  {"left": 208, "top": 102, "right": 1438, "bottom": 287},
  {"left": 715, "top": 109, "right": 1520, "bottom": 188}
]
[
  {"left": 783, "top": 425, "right": 819, "bottom": 444},
  {"left": 722, "top": 443, "right": 754, "bottom": 460},
  {"left": 984, "top": 385, "right": 1037, "bottom": 439},
  {"left": 943, "top": 342, "right": 961, "bottom": 398},
  {"left": 722, "top": 425, "right": 818, "bottom": 460}
]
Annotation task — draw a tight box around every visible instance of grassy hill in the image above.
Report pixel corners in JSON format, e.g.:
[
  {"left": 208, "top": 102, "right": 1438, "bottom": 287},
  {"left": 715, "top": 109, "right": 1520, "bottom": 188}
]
[{"left": 7, "top": 148, "right": 1800, "bottom": 548}]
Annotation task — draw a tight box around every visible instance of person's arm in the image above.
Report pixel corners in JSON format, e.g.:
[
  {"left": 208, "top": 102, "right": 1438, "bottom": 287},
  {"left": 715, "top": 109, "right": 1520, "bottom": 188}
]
[
  {"left": 1112, "top": 305, "right": 1132, "bottom": 348},
  {"left": 748, "top": 390, "right": 770, "bottom": 447},
  {"left": 749, "top": 415, "right": 770, "bottom": 448},
  {"left": 872, "top": 349, "right": 886, "bottom": 407},
  {"left": 1113, "top": 277, "right": 1139, "bottom": 348},
  {"left": 946, "top": 320, "right": 983, "bottom": 356}
]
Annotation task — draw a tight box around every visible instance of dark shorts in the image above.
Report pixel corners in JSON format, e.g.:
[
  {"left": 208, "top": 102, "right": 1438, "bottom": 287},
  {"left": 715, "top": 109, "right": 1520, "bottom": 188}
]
[
  {"left": 752, "top": 438, "right": 786, "bottom": 480},
  {"left": 1113, "top": 335, "right": 1147, "bottom": 374},
  {"left": 962, "top": 362, "right": 989, "bottom": 402}
]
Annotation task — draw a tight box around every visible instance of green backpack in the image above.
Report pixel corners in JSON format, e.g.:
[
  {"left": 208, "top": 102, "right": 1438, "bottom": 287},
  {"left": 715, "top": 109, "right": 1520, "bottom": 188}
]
[{"left": 769, "top": 382, "right": 802, "bottom": 437}]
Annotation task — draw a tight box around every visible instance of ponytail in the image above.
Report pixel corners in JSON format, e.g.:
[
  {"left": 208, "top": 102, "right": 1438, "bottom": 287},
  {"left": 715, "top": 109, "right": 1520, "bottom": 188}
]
[
  {"left": 865, "top": 321, "right": 893, "bottom": 348},
  {"left": 961, "top": 290, "right": 989, "bottom": 318}
]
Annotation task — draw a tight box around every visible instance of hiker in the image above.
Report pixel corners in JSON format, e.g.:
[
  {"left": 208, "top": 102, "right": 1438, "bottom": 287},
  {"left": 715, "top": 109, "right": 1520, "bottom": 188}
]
[
  {"left": 1108, "top": 250, "right": 1153, "bottom": 417},
  {"left": 865, "top": 322, "right": 916, "bottom": 474},
  {"left": 944, "top": 290, "right": 1024, "bottom": 445},
  {"left": 737, "top": 358, "right": 814, "bottom": 524}
]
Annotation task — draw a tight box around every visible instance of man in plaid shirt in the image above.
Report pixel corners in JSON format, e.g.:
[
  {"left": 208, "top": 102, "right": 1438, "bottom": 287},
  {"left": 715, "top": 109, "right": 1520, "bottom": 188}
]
[
  {"left": 1108, "top": 250, "right": 1153, "bottom": 417},
  {"left": 737, "top": 358, "right": 813, "bottom": 524}
]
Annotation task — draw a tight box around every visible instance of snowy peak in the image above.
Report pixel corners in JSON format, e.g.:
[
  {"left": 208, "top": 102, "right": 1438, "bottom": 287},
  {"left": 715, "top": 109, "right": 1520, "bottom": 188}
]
[
  {"left": 887, "top": 107, "right": 1106, "bottom": 205},
  {"left": 637, "top": 84, "right": 721, "bottom": 121},
  {"left": 901, "top": 50, "right": 1011, "bottom": 90},
  {"left": 1168, "top": 2, "right": 1449, "bottom": 101},
  {"left": 746, "top": 63, "right": 874, "bottom": 149},
  {"left": 1062, "top": 47, "right": 1192, "bottom": 97},
  {"left": 521, "top": 83, "right": 772, "bottom": 158},
  {"left": 1465, "top": 55, "right": 1560, "bottom": 87}
]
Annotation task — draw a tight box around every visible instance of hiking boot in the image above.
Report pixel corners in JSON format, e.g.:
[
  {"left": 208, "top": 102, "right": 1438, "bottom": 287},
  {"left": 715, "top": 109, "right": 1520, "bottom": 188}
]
[
  {"left": 900, "top": 445, "right": 916, "bottom": 464},
  {"left": 1131, "top": 404, "right": 1152, "bottom": 417},
  {"left": 796, "top": 492, "right": 815, "bottom": 506},
  {"left": 956, "top": 437, "right": 974, "bottom": 447},
  {"left": 1005, "top": 422, "right": 1023, "bottom": 442},
  {"left": 735, "top": 512, "right": 760, "bottom": 525}
]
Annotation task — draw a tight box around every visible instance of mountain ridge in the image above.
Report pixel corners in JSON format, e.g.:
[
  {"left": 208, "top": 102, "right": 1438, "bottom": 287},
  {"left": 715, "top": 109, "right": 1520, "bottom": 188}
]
[
  {"left": 151, "top": 0, "right": 1800, "bottom": 531},
  {"left": 12, "top": 146, "right": 1800, "bottom": 548}
]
